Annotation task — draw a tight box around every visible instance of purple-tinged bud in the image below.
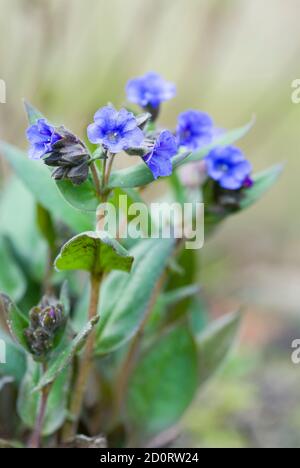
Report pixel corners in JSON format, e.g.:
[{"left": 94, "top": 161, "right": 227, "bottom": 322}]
[
  {"left": 24, "top": 296, "right": 66, "bottom": 360},
  {"left": 44, "top": 127, "right": 91, "bottom": 185}
]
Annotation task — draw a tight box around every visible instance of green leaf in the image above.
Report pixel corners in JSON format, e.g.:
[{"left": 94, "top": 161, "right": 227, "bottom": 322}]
[
  {"left": 34, "top": 316, "right": 99, "bottom": 391},
  {"left": 0, "top": 176, "right": 48, "bottom": 282},
  {"left": 146, "top": 285, "right": 200, "bottom": 335},
  {"left": 17, "top": 356, "right": 70, "bottom": 436},
  {"left": 56, "top": 178, "right": 99, "bottom": 213},
  {"left": 204, "top": 164, "right": 283, "bottom": 236},
  {"left": 0, "top": 142, "right": 93, "bottom": 233},
  {"left": 169, "top": 171, "right": 187, "bottom": 206},
  {"left": 240, "top": 164, "right": 283, "bottom": 210},
  {"left": 23, "top": 100, "right": 44, "bottom": 125},
  {"left": 126, "top": 326, "right": 198, "bottom": 436},
  {"left": 0, "top": 329, "right": 26, "bottom": 383},
  {"left": 0, "top": 236, "right": 26, "bottom": 301},
  {"left": 55, "top": 231, "right": 134, "bottom": 275},
  {"left": 161, "top": 284, "right": 200, "bottom": 307},
  {"left": 36, "top": 204, "right": 56, "bottom": 249},
  {"left": 95, "top": 238, "right": 175, "bottom": 355},
  {"left": 59, "top": 281, "right": 71, "bottom": 317},
  {"left": 0, "top": 294, "right": 30, "bottom": 352},
  {"left": 197, "top": 311, "right": 241, "bottom": 385},
  {"left": 188, "top": 296, "right": 209, "bottom": 335},
  {"left": 108, "top": 119, "right": 254, "bottom": 189},
  {"left": 165, "top": 247, "right": 197, "bottom": 323}
]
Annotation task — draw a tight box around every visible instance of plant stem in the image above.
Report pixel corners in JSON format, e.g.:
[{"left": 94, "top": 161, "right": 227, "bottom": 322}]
[
  {"left": 113, "top": 274, "right": 166, "bottom": 418},
  {"left": 44, "top": 247, "right": 55, "bottom": 296},
  {"left": 105, "top": 152, "right": 115, "bottom": 186},
  {"left": 96, "top": 152, "right": 115, "bottom": 230},
  {"left": 62, "top": 273, "right": 102, "bottom": 441},
  {"left": 101, "top": 156, "right": 108, "bottom": 192},
  {"left": 28, "top": 364, "right": 50, "bottom": 449},
  {"left": 90, "top": 161, "right": 102, "bottom": 199}
]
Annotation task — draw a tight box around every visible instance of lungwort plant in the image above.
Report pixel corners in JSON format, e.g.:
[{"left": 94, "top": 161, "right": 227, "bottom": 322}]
[{"left": 0, "top": 72, "right": 282, "bottom": 448}]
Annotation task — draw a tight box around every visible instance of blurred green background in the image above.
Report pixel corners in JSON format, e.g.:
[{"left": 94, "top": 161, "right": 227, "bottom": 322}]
[{"left": 0, "top": 0, "right": 300, "bottom": 448}]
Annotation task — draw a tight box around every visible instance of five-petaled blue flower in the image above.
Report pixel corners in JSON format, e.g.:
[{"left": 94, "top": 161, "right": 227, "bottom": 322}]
[
  {"left": 126, "top": 72, "right": 176, "bottom": 109},
  {"left": 205, "top": 146, "right": 252, "bottom": 190},
  {"left": 143, "top": 130, "right": 178, "bottom": 179},
  {"left": 26, "top": 119, "right": 61, "bottom": 160},
  {"left": 177, "top": 110, "right": 214, "bottom": 151},
  {"left": 87, "top": 105, "right": 144, "bottom": 153}
]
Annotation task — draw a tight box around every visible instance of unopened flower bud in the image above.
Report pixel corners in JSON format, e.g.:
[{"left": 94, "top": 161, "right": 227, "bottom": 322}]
[
  {"left": 44, "top": 127, "right": 90, "bottom": 185},
  {"left": 24, "top": 296, "right": 65, "bottom": 360}
]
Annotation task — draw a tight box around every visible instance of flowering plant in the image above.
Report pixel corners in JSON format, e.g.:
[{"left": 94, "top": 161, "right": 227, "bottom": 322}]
[{"left": 0, "top": 72, "right": 282, "bottom": 448}]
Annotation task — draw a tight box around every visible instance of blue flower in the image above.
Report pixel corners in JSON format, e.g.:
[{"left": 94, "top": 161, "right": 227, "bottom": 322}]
[
  {"left": 205, "top": 146, "right": 252, "bottom": 190},
  {"left": 26, "top": 119, "right": 62, "bottom": 160},
  {"left": 143, "top": 130, "right": 178, "bottom": 179},
  {"left": 87, "top": 105, "right": 144, "bottom": 153},
  {"left": 177, "top": 110, "right": 214, "bottom": 151},
  {"left": 126, "top": 72, "right": 176, "bottom": 109}
]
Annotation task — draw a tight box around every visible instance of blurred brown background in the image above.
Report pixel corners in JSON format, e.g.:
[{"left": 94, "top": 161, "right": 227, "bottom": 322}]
[{"left": 0, "top": 0, "right": 299, "bottom": 447}]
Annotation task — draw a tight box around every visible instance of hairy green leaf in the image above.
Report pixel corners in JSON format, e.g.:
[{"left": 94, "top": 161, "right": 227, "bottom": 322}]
[
  {"left": 55, "top": 231, "right": 134, "bottom": 274},
  {"left": 126, "top": 326, "right": 198, "bottom": 437}
]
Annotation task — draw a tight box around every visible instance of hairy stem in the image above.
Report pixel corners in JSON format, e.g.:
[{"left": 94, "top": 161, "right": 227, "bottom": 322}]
[
  {"left": 28, "top": 364, "right": 50, "bottom": 448},
  {"left": 43, "top": 247, "right": 55, "bottom": 296},
  {"left": 101, "top": 156, "right": 107, "bottom": 192},
  {"left": 62, "top": 273, "right": 102, "bottom": 441},
  {"left": 105, "top": 152, "right": 115, "bottom": 186},
  {"left": 90, "top": 161, "right": 102, "bottom": 199}
]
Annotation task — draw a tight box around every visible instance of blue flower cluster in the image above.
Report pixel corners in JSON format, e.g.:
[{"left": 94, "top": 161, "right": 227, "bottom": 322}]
[{"left": 26, "top": 72, "right": 253, "bottom": 189}]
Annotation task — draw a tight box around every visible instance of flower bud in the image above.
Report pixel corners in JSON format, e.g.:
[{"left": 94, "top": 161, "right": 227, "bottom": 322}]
[
  {"left": 44, "top": 127, "right": 90, "bottom": 185},
  {"left": 24, "top": 296, "right": 65, "bottom": 360},
  {"left": 205, "top": 181, "right": 250, "bottom": 216}
]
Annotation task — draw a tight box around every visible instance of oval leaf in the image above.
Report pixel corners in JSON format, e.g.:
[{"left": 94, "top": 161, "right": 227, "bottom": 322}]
[
  {"left": 55, "top": 231, "right": 134, "bottom": 275},
  {"left": 56, "top": 178, "right": 100, "bottom": 213},
  {"left": 126, "top": 326, "right": 198, "bottom": 437}
]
